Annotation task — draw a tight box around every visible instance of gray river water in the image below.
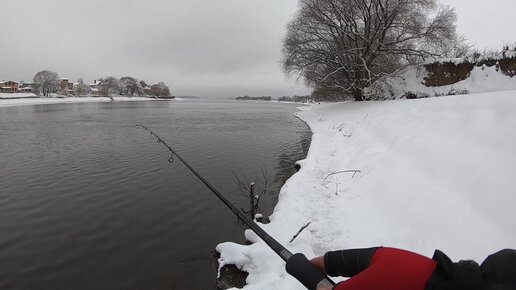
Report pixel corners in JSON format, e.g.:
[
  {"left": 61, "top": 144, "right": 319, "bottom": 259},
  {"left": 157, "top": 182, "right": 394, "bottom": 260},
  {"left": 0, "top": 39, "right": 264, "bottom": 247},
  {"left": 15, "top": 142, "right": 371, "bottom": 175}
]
[{"left": 0, "top": 99, "right": 311, "bottom": 290}]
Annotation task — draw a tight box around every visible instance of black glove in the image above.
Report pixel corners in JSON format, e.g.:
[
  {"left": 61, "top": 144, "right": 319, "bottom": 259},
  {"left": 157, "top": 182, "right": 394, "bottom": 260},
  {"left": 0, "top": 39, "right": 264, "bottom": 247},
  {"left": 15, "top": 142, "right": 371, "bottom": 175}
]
[{"left": 286, "top": 253, "right": 334, "bottom": 290}]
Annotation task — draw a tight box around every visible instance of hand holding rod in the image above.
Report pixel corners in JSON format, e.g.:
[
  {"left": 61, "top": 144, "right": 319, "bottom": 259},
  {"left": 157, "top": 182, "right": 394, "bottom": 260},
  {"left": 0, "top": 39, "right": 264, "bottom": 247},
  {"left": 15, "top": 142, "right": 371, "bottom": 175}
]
[{"left": 136, "top": 125, "right": 335, "bottom": 289}]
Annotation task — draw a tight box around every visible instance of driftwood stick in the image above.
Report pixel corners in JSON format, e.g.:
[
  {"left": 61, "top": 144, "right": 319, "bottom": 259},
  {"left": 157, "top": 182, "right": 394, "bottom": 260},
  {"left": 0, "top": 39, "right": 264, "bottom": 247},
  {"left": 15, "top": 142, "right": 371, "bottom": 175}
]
[
  {"left": 250, "top": 182, "right": 255, "bottom": 218},
  {"left": 322, "top": 170, "right": 362, "bottom": 182},
  {"left": 289, "top": 222, "right": 311, "bottom": 243}
]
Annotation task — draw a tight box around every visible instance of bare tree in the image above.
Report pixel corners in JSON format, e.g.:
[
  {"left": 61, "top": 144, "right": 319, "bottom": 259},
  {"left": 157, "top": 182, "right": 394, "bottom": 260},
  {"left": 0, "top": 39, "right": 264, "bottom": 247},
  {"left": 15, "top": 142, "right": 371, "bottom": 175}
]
[
  {"left": 33, "top": 70, "right": 59, "bottom": 97},
  {"left": 139, "top": 80, "right": 148, "bottom": 88},
  {"left": 119, "top": 76, "right": 142, "bottom": 96},
  {"left": 98, "top": 77, "right": 120, "bottom": 96},
  {"left": 282, "top": 0, "right": 464, "bottom": 101},
  {"left": 234, "top": 167, "right": 270, "bottom": 220}
]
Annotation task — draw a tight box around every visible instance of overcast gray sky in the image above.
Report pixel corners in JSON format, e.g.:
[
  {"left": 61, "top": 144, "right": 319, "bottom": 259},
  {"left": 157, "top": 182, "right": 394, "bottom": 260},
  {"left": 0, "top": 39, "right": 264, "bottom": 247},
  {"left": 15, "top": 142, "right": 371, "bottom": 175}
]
[{"left": 1, "top": 0, "right": 515, "bottom": 97}]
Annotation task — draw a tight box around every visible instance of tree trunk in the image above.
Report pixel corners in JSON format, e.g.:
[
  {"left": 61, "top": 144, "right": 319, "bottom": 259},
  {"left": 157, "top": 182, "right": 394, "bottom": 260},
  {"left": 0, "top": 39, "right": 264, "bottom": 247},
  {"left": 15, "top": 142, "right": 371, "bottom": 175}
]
[{"left": 352, "top": 89, "right": 364, "bottom": 101}]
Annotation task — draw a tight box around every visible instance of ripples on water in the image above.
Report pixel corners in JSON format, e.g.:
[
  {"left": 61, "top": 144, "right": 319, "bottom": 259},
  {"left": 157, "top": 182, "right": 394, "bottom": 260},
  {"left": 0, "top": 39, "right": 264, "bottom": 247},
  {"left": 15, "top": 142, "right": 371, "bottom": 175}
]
[{"left": 0, "top": 100, "right": 311, "bottom": 290}]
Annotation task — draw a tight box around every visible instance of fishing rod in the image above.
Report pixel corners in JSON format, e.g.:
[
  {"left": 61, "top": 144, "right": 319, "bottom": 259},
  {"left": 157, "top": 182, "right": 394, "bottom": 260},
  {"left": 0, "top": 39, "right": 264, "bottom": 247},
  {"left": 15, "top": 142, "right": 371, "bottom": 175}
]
[{"left": 136, "top": 124, "right": 335, "bottom": 290}]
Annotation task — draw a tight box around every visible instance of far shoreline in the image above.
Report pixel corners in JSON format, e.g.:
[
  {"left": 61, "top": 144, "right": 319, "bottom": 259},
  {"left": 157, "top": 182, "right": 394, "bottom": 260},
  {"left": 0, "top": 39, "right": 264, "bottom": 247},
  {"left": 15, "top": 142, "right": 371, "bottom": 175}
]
[{"left": 0, "top": 95, "right": 174, "bottom": 108}]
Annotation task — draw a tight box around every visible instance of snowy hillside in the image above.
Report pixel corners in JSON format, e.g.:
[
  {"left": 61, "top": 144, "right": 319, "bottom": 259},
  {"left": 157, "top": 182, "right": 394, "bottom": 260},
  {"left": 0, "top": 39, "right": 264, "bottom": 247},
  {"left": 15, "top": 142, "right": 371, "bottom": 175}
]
[{"left": 217, "top": 91, "right": 516, "bottom": 289}]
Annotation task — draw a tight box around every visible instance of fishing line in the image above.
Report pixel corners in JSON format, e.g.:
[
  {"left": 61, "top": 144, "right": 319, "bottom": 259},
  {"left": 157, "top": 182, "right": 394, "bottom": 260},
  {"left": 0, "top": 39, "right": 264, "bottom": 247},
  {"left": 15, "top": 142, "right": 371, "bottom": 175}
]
[{"left": 136, "top": 124, "right": 334, "bottom": 290}]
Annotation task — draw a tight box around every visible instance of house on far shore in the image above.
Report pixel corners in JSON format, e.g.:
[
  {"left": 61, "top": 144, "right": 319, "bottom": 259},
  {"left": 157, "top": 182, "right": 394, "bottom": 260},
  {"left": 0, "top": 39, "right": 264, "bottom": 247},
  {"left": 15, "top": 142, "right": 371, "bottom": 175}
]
[
  {"left": 142, "top": 85, "right": 152, "bottom": 96},
  {"left": 0, "top": 80, "right": 35, "bottom": 94},
  {"left": 58, "top": 78, "right": 75, "bottom": 95},
  {"left": 1, "top": 80, "right": 19, "bottom": 93},
  {"left": 19, "top": 82, "right": 34, "bottom": 93},
  {"left": 89, "top": 79, "right": 104, "bottom": 96}
]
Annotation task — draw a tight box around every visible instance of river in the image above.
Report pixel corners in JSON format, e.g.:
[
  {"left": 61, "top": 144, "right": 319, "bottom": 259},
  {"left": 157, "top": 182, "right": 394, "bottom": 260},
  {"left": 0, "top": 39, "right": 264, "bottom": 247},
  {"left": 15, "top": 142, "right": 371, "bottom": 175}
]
[{"left": 0, "top": 99, "right": 311, "bottom": 290}]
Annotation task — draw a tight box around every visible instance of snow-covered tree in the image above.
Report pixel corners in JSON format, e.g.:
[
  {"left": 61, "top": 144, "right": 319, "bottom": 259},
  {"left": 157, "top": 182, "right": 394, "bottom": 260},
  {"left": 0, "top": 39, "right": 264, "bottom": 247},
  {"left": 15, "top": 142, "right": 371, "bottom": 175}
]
[
  {"left": 75, "top": 78, "right": 90, "bottom": 96},
  {"left": 119, "top": 76, "right": 142, "bottom": 96},
  {"left": 150, "top": 82, "right": 171, "bottom": 97},
  {"left": 33, "top": 70, "right": 59, "bottom": 97},
  {"left": 282, "top": 0, "right": 463, "bottom": 101},
  {"left": 98, "top": 77, "right": 120, "bottom": 96}
]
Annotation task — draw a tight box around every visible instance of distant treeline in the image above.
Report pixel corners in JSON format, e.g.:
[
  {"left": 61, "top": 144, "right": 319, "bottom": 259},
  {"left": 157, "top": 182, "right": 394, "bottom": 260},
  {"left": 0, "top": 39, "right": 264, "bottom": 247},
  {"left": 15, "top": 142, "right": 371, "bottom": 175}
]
[
  {"left": 235, "top": 95, "right": 314, "bottom": 103},
  {"left": 235, "top": 95, "right": 272, "bottom": 101},
  {"left": 277, "top": 95, "right": 313, "bottom": 103}
]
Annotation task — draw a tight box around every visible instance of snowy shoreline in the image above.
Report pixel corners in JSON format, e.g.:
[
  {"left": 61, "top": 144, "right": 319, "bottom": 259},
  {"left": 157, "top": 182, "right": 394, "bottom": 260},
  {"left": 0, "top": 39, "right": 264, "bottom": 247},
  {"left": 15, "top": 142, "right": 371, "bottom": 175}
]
[
  {"left": 216, "top": 91, "right": 516, "bottom": 289},
  {"left": 0, "top": 95, "right": 169, "bottom": 108}
]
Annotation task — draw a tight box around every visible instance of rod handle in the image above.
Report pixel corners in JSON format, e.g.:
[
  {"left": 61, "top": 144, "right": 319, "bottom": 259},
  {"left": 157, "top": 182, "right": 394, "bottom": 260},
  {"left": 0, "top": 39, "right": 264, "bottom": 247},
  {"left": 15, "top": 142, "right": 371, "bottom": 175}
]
[{"left": 286, "top": 253, "right": 335, "bottom": 290}]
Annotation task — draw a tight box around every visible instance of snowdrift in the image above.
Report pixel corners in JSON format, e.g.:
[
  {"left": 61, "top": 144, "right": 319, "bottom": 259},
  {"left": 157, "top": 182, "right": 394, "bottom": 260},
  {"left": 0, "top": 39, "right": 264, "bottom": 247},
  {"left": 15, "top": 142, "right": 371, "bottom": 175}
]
[{"left": 217, "top": 91, "right": 516, "bottom": 289}]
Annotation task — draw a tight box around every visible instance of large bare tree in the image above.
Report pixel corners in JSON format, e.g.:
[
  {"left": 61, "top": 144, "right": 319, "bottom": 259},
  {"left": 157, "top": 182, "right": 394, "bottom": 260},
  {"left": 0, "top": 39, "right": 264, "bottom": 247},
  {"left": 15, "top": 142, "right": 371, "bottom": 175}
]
[
  {"left": 119, "top": 76, "right": 142, "bottom": 96},
  {"left": 33, "top": 70, "right": 59, "bottom": 97},
  {"left": 282, "top": 0, "right": 462, "bottom": 101}
]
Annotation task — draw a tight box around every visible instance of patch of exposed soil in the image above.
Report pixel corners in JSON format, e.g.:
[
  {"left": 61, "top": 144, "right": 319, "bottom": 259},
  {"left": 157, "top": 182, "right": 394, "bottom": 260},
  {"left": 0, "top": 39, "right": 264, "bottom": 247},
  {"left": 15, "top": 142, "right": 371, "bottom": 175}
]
[{"left": 424, "top": 62, "right": 474, "bottom": 87}]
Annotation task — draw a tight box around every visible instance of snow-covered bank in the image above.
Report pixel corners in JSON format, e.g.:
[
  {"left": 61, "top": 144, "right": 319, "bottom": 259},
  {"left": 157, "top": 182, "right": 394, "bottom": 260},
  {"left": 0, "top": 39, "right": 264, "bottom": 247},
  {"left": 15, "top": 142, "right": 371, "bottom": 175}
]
[
  {"left": 0, "top": 96, "right": 164, "bottom": 107},
  {"left": 217, "top": 91, "right": 516, "bottom": 289},
  {"left": 382, "top": 65, "right": 516, "bottom": 98},
  {"left": 0, "top": 93, "right": 38, "bottom": 99}
]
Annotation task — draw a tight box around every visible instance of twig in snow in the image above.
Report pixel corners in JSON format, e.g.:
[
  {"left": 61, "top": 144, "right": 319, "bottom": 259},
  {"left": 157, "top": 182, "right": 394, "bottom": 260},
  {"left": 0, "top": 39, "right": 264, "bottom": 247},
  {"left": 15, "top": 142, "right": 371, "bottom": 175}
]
[
  {"left": 338, "top": 129, "right": 352, "bottom": 137},
  {"left": 322, "top": 170, "right": 362, "bottom": 183},
  {"left": 289, "top": 222, "right": 312, "bottom": 244}
]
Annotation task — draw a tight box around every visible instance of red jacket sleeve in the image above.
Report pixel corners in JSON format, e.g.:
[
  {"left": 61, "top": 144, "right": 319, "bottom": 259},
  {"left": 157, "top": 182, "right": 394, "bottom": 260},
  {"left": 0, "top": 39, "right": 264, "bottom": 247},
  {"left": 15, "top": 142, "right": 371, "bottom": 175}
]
[{"left": 332, "top": 247, "right": 437, "bottom": 290}]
